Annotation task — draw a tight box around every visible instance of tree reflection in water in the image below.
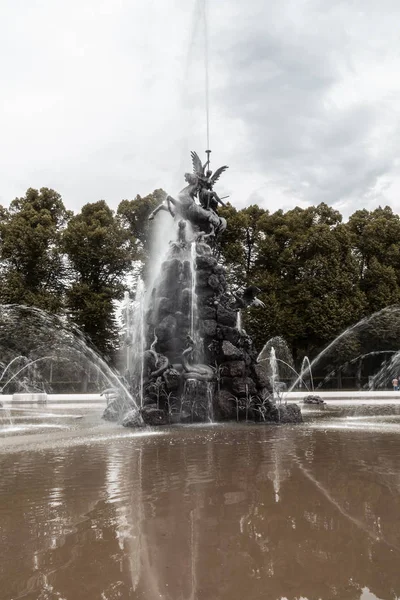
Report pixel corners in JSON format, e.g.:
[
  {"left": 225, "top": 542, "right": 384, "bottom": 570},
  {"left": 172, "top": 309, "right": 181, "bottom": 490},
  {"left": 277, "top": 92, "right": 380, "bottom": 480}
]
[{"left": 0, "top": 419, "right": 400, "bottom": 599}]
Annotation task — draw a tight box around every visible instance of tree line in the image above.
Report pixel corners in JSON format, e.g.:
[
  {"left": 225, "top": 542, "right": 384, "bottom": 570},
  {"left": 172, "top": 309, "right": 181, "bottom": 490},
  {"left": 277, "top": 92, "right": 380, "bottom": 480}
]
[
  {"left": 1, "top": 187, "right": 400, "bottom": 377},
  {"left": 218, "top": 202, "right": 400, "bottom": 385},
  {"left": 0, "top": 188, "right": 161, "bottom": 359}
]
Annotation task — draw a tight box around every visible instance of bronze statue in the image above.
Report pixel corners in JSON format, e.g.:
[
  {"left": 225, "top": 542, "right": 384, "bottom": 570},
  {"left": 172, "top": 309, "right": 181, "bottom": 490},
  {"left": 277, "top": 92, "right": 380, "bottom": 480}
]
[
  {"left": 190, "top": 151, "right": 228, "bottom": 211},
  {"left": 148, "top": 151, "right": 228, "bottom": 238}
]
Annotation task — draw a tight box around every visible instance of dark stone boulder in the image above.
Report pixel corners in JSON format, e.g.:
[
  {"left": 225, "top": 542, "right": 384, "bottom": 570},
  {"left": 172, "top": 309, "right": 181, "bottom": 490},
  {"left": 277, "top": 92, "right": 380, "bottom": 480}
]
[
  {"left": 182, "top": 260, "right": 192, "bottom": 282},
  {"left": 158, "top": 260, "right": 182, "bottom": 296},
  {"left": 231, "top": 377, "right": 257, "bottom": 396},
  {"left": 216, "top": 305, "right": 237, "bottom": 327},
  {"left": 157, "top": 337, "right": 181, "bottom": 356},
  {"left": 146, "top": 307, "right": 155, "bottom": 326},
  {"left": 218, "top": 326, "right": 241, "bottom": 346},
  {"left": 239, "top": 332, "right": 254, "bottom": 351},
  {"left": 276, "top": 403, "right": 303, "bottom": 423},
  {"left": 303, "top": 394, "right": 325, "bottom": 405},
  {"left": 196, "top": 255, "right": 217, "bottom": 270},
  {"left": 155, "top": 315, "right": 177, "bottom": 341},
  {"left": 196, "top": 270, "right": 211, "bottom": 288},
  {"left": 141, "top": 405, "right": 169, "bottom": 426},
  {"left": 204, "top": 340, "right": 219, "bottom": 365},
  {"left": 156, "top": 296, "right": 174, "bottom": 318},
  {"left": 163, "top": 368, "right": 180, "bottom": 391},
  {"left": 213, "top": 264, "right": 225, "bottom": 274},
  {"left": 102, "top": 401, "right": 120, "bottom": 422},
  {"left": 143, "top": 393, "right": 157, "bottom": 406},
  {"left": 259, "top": 388, "right": 272, "bottom": 401},
  {"left": 220, "top": 376, "right": 234, "bottom": 390},
  {"left": 174, "top": 311, "right": 190, "bottom": 330},
  {"left": 255, "top": 401, "right": 280, "bottom": 423},
  {"left": 215, "top": 389, "right": 236, "bottom": 419},
  {"left": 196, "top": 240, "right": 212, "bottom": 256},
  {"left": 242, "top": 351, "right": 253, "bottom": 367},
  {"left": 252, "top": 363, "right": 270, "bottom": 389},
  {"left": 208, "top": 274, "right": 221, "bottom": 290},
  {"left": 163, "top": 258, "right": 182, "bottom": 278},
  {"left": 122, "top": 409, "right": 143, "bottom": 428},
  {"left": 218, "top": 274, "right": 227, "bottom": 287},
  {"left": 220, "top": 360, "right": 246, "bottom": 378},
  {"left": 200, "top": 319, "right": 217, "bottom": 337},
  {"left": 181, "top": 288, "right": 193, "bottom": 313},
  {"left": 196, "top": 286, "right": 216, "bottom": 300},
  {"left": 220, "top": 340, "right": 243, "bottom": 361},
  {"left": 198, "top": 305, "right": 216, "bottom": 320},
  {"left": 102, "top": 395, "right": 136, "bottom": 422}
]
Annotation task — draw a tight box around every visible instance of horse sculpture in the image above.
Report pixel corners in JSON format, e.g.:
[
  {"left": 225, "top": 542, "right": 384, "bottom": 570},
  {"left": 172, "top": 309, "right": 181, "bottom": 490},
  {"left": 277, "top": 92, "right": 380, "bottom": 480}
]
[{"left": 148, "top": 153, "right": 228, "bottom": 238}]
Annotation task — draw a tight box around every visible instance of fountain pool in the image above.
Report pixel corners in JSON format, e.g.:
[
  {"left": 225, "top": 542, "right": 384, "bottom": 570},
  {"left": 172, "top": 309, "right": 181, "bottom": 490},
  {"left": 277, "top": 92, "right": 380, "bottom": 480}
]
[{"left": 1, "top": 395, "right": 400, "bottom": 599}]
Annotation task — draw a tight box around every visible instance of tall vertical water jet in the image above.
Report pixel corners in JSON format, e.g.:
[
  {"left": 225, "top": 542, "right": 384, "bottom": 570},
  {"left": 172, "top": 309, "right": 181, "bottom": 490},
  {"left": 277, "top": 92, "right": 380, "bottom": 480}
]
[
  {"left": 258, "top": 336, "right": 294, "bottom": 366},
  {"left": 190, "top": 242, "right": 198, "bottom": 341},
  {"left": 123, "top": 291, "right": 131, "bottom": 375},
  {"left": 236, "top": 310, "right": 242, "bottom": 332},
  {"left": 257, "top": 336, "right": 295, "bottom": 388},
  {"left": 125, "top": 278, "right": 146, "bottom": 408},
  {"left": 300, "top": 356, "right": 314, "bottom": 391},
  {"left": 270, "top": 347, "right": 279, "bottom": 400},
  {"left": 137, "top": 279, "right": 146, "bottom": 408}
]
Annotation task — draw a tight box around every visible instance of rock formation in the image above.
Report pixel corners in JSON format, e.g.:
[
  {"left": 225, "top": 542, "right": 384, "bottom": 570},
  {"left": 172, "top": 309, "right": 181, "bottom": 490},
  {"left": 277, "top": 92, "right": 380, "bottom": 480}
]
[{"left": 107, "top": 151, "right": 302, "bottom": 426}]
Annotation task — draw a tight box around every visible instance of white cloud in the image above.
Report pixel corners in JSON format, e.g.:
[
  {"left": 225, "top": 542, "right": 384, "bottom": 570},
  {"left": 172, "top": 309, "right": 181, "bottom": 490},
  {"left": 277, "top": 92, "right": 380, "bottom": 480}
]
[{"left": 1, "top": 0, "right": 400, "bottom": 219}]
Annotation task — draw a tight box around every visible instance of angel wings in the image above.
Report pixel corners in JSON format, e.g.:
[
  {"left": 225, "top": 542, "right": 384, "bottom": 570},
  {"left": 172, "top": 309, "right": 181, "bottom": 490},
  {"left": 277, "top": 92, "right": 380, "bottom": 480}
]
[{"left": 190, "top": 151, "right": 228, "bottom": 187}]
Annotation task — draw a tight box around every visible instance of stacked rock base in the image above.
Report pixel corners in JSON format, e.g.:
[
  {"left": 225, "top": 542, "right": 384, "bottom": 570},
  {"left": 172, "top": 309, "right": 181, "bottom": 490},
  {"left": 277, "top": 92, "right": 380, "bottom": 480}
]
[{"left": 103, "top": 228, "right": 302, "bottom": 426}]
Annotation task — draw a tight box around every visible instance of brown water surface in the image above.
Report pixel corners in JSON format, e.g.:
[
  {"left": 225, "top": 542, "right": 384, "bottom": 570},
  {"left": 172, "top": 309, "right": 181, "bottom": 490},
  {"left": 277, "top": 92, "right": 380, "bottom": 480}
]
[{"left": 1, "top": 402, "right": 400, "bottom": 600}]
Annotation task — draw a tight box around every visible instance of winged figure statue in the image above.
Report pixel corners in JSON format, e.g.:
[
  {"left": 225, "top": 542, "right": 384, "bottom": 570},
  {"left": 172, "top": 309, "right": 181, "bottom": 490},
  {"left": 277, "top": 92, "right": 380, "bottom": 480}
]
[{"left": 190, "top": 151, "right": 229, "bottom": 211}]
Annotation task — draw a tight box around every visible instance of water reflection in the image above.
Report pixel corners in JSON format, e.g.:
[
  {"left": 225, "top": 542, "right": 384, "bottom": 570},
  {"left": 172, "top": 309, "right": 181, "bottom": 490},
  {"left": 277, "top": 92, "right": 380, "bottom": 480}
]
[{"left": 0, "top": 415, "right": 400, "bottom": 599}]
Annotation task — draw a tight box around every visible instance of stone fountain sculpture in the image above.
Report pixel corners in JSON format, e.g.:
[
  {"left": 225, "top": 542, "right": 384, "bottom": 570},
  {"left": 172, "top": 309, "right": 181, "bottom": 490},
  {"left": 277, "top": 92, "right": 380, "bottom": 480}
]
[{"left": 118, "top": 152, "right": 302, "bottom": 426}]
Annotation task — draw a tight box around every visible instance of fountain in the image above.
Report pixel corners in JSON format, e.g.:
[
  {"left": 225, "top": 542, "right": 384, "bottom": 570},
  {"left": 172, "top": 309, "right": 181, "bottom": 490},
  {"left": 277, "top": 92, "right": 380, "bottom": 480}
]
[
  {"left": 270, "top": 348, "right": 279, "bottom": 400},
  {"left": 0, "top": 305, "right": 136, "bottom": 407},
  {"left": 278, "top": 306, "right": 400, "bottom": 393},
  {"left": 118, "top": 152, "right": 302, "bottom": 426},
  {"left": 258, "top": 336, "right": 294, "bottom": 367},
  {"left": 300, "top": 356, "right": 314, "bottom": 391},
  {"left": 236, "top": 310, "right": 242, "bottom": 332},
  {"left": 257, "top": 335, "right": 296, "bottom": 389},
  {"left": 0, "top": 355, "right": 48, "bottom": 403}
]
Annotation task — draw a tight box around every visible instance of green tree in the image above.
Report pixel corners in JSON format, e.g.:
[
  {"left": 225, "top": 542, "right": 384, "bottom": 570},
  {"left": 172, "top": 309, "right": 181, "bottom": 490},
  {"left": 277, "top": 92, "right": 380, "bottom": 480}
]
[
  {"left": 235, "top": 204, "right": 366, "bottom": 363},
  {"left": 0, "top": 187, "right": 70, "bottom": 312},
  {"left": 117, "top": 190, "right": 164, "bottom": 262},
  {"left": 218, "top": 204, "right": 267, "bottom": 287},
  {"left": 347, "top": 206, "right": 400, "bottom": 311},
  {"left": 63, "top": 200, "right": 134, "bottom": 358}
]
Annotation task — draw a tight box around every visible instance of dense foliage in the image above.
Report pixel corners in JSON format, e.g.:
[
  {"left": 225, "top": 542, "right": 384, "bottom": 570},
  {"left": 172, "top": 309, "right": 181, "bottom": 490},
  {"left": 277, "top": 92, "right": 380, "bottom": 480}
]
[{"left": 1, "top": 187, "right": 399, "bottom": 379}]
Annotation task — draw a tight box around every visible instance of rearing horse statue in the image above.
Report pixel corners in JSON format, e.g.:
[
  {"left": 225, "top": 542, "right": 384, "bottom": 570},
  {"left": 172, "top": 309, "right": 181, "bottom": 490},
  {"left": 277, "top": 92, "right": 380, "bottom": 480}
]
[{"left": 148, "top": 161, "right": 227, "bottom": 238}]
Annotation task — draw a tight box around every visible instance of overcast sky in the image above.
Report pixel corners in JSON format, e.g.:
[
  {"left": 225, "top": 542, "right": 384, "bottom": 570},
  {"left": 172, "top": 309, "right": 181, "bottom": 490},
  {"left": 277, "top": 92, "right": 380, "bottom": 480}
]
[{"left": 1, "top": 0, "right": 400, "bottom": 218}]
